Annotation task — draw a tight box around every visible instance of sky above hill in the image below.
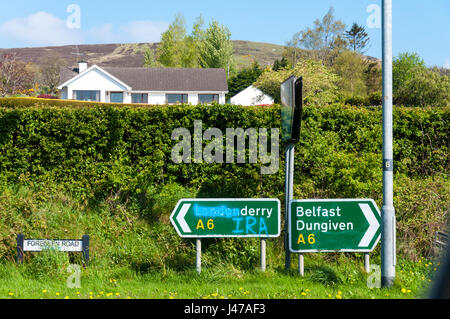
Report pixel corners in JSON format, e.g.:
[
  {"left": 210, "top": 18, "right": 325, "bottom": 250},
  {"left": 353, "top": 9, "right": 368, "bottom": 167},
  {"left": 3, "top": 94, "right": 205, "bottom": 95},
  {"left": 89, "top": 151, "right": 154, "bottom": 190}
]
[{"left": 0, "top": 0, "right": 449, "bottom": 67}]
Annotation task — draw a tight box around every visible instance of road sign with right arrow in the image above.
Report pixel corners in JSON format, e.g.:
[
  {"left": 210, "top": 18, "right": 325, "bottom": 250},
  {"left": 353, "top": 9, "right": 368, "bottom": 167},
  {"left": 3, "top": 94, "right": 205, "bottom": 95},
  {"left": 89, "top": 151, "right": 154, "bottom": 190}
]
[{"left": 289, "top": 199, "right": 381, "bottom": 253}]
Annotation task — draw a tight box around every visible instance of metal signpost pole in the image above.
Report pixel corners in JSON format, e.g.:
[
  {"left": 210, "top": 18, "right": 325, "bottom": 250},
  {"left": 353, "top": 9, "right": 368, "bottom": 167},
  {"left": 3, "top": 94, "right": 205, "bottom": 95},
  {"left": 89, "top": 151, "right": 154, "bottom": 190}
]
[
  {"left": 196, "top": 239, "right": 201, "bottom": 274},
  {"left": 298, "top": 253, "right": 304, "bottom": 276},
  {"left": 381, "top": 0, "right": 396, "bottom": 288},
  {"left": 260, "top": 239, "right": 266, "bottom": 272},
  {"left": 284, "top": 143, "right": 294, "bottom": 270},
  {"left": 364, "top": 253, "right": 370, "bottom": 273},
  {"left": 17, "top": 234, "right": 24, "bottom": 264}
]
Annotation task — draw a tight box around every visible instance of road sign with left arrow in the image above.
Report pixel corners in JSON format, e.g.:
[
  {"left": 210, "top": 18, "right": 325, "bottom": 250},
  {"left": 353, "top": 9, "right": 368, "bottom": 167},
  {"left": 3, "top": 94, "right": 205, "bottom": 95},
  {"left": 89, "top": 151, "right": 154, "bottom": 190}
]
[
  {"left": 289, "top": 199, "right": 381, "bottom": 253},
  {"left": 170, "top": 198, "right": 281, "bottom": 238}
]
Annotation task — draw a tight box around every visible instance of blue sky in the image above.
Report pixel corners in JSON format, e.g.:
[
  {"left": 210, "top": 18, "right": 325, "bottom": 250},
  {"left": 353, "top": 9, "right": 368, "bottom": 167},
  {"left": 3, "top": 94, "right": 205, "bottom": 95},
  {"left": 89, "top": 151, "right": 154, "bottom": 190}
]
[{"left": 0, "top": 0, "right": 449, "bottom": 67}]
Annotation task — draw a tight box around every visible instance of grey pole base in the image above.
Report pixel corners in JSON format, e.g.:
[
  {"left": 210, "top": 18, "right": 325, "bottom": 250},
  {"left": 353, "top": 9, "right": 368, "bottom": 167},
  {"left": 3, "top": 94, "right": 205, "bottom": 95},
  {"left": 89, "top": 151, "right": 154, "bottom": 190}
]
[
  {"left": 382, "top": 276, "right": 395, "bottom": 288},
  {"left": 196, "top": 239, "right": 201, "bottom": 274}
]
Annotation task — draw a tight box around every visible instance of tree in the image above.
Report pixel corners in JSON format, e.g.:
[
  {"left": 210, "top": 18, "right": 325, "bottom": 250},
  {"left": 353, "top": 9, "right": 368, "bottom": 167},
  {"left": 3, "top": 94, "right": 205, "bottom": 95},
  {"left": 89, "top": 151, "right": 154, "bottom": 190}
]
[
  {"left": 333, "top": 50, "right": 367, "bottom": 96},
  {"left": 393, "top": 52, "right": 425, "bottom": 95},
  {"left": 38, "top": 54, "right": 65, "bottom": 94},
  {"left": 226, "top": 62, "right": 263, "bottom": 100},
  {"left": 0, "top": 53, "right": 34, "bottom": 97},
  {"left": 298, "top": 7, "right": 346, "bottom": 61},
  {"left": 285, "top": 31, "right": 302, "bottom": 67},
  {"left": 254, "top": 59, "right": 339, "bottom": 105},
  {"left": 157, "top": 14, "right": 191, "bottom": 67},
  {"left": 273, "top": 57, "right": 290, "bottom": 71},
  {"left": 344, "top": 23, "right": 370, "bottom": 54},
  {"left": 392, "top": 52, "right": 450, "bottom": 106},
  {"left": 364, "top": 61, "right": 382, "bottom": 95},
  {"left": 198, "top": 20, "right": 234, "bottom": 73}
]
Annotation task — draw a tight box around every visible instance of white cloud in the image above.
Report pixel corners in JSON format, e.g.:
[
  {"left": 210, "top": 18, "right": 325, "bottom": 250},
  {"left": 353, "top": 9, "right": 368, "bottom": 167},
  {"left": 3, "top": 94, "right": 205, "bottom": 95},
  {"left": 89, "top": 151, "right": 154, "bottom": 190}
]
[
  {"left": 0, "top": 11, "right": 83, "bottom": 46},
  {"left": 444, "top": 59, "right": 450, "bottom": 69},
  {"left": 119, "top": 20, "right": 169, "bottom": 43},
  {"left": 0, "top": 11, "right": 168, "bottom": 47}
]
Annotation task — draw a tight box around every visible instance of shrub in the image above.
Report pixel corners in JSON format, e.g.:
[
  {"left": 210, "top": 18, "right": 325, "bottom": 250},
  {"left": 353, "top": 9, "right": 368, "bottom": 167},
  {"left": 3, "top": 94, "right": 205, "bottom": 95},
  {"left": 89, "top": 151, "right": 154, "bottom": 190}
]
[
  {"left": 37, "top": 94, "right": 58, "bottom": 99},
  {"left": 254, "top": 59, "right": 339, "bottom": 105},
  {"left": 0, "top": 102, "right": 448, "bottom": 260}
]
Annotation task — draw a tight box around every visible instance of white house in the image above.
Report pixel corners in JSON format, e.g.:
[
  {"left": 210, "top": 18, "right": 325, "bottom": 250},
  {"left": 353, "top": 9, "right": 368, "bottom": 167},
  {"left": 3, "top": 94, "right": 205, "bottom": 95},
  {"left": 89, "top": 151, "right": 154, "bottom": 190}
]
[
  {"left": 58, "top": 62, "right": 228, "bottom": 105},
  {"left": 230, "top": 85, "right": 274, "bottom": 106}
]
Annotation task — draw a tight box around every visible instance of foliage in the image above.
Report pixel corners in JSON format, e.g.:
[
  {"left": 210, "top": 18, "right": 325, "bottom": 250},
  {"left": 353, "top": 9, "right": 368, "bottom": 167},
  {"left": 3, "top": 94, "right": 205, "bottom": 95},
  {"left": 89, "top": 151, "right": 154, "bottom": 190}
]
[
  {"left": 37, "top": 94, "right": 58, "bottom": 99},
  {"left": 0, "top": 102, "right": 448, "bottom": 262},
  {"left": 364, "top": 61, "right": 382, "bottom": 95},
  {"left": 297, "top": 6, "right": 346, "bottom": 63},
  {"left": 333, "top": 50, "right": 368, "bottom": 96},
  {"left": 143, "top": 46, "right": 161, "bottom": 68},
  {"left": 393, "top": 52, "right": 425, "bottom": 95},
  {"left": 198, "top": 20, "right": 234, "bottom": 72},
  {"left": 344, "top": 23, "right": 370, "bottom": 54},
  {"left": 254, "top": 59, "right": 339, "bottom": 105},
  {"left": 157, "top": 14, "right": 193, "bottom": 68},
  {"left": 37, "top": 54, "right": 65, "bottom": 95},
  {"left": 272, "top": 57, "right": 290, "bottom": 71},
  {"left": 391, "top": 52, "right": 450, "bottom": 107},
  {"left": 226, "top": 62, "right": 263, "bottom": 100},
  {"left": 395, "top": 65, "right": 450, "bottom": 107},
  {"left": 0, "top": 53, "right": 35, "bottom": 97}
]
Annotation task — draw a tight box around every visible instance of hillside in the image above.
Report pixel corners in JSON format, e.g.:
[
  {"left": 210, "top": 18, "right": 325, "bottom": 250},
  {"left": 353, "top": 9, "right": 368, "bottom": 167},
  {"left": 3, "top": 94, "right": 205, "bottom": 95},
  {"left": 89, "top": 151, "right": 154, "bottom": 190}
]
[
  {"left": 0, "top": 41, "right": 285, "bottom": 70},
  {"left": 0, "top": 40, "right": 381, "bottom": 71}
]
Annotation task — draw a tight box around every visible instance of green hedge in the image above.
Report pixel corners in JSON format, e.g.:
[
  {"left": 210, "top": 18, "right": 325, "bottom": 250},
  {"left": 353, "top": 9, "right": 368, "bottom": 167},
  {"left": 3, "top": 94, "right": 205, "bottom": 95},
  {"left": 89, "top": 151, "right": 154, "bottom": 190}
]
[
  {"left": 0, "top": 101, "right": 448, "bottom": 200},
  {"left": 0, "top": 100, "right": 448, "bottom": 258}
]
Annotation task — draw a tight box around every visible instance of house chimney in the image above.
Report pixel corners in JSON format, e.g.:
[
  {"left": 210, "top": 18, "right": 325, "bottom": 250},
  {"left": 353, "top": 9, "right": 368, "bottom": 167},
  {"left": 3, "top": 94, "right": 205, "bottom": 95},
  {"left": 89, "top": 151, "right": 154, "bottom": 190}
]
[{"left": 78, "top": 61, "right": 88, "bottom": 73}]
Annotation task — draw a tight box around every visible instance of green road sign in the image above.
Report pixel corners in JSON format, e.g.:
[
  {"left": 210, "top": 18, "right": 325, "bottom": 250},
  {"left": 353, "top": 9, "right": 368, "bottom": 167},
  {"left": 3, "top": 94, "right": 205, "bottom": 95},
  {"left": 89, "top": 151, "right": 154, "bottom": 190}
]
[
  {"left": 289, "top": 199, "right": 381, "bottom": 253},
  {"left": 170, "top": 199, "right": 281, "bottom": 238}
]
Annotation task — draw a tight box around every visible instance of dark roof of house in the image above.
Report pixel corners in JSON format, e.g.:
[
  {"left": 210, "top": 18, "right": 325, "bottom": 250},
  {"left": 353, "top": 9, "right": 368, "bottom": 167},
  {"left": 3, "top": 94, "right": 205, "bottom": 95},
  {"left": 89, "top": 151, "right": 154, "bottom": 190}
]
[{"left": 60, "top": 66, "right": 228, "bottom": 92}]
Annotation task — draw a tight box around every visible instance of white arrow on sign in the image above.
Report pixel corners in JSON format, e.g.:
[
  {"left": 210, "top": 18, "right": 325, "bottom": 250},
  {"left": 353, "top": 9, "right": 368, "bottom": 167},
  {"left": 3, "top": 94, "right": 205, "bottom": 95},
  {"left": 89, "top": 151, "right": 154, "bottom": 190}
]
[
  {"left": 358, "top": 203, "right": 380, "bottom": 247},
  {"left": 177, "top": 203, "right": 192, "bottom": 233}
]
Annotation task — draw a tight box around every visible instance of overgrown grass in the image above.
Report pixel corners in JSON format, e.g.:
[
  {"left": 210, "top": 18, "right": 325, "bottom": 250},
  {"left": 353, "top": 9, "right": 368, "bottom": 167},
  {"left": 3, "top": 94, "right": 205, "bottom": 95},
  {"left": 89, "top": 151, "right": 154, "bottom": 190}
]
[
  {"left": 0, "top": 179, "right": 447, "bottom": 299},
  {"left": 0, "top": 253, "right": 438, "bottom": 299}
]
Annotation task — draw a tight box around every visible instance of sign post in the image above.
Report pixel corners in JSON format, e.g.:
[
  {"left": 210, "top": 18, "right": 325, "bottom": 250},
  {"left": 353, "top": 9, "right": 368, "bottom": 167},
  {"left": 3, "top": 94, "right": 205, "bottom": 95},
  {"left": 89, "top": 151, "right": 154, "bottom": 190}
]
[
  {"left": 280, "top": 76, "right": 303, "bottom": 271},
  {"left": 171, "top": 198, "right": 281, "bottom": 273},
  {"left": 381, "top": 0, "right": 396, "bottom": 288},
  {"left": 289, "top": 199, "right": 381, "bottom": 253},
  {"left": 17, "top": 234, "right": 90, "bottom": 266}
]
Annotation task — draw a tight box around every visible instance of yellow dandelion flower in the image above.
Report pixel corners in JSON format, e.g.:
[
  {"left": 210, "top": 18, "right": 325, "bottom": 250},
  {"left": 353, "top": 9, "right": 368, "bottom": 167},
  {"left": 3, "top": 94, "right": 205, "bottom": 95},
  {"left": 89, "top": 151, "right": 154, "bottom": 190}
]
[
  {"left": 8, "top": 292, "right": 14, "bottom": 296},
  {"left": 336, "top": 294, "right": 342, "bottom": 299},
  {"left": 169, "top": 296, "right": 174, "bottom": 299},
  {"left": 115, "top": 292, "right": 120, "bottom": 296},
  {"left": 301, "top": 292, "right": 307, "bottom": 296},
  {"left": 64, "top": 296, "right": 69, "bottom": 299},
  {"left": 211, "top": 293, "right": 218, "bottom": 297},
  {"left": 55, "top": 292, "right": 60, "bottom": 296},
  {"left": 42, "top": 290, "right": 47, "bottom": 293},
  {"left": 401, "top": 288, "right": 407, "bottom": 293},
  {"left": 338, "top": 291, "right": 342, "bottom": 295}
]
